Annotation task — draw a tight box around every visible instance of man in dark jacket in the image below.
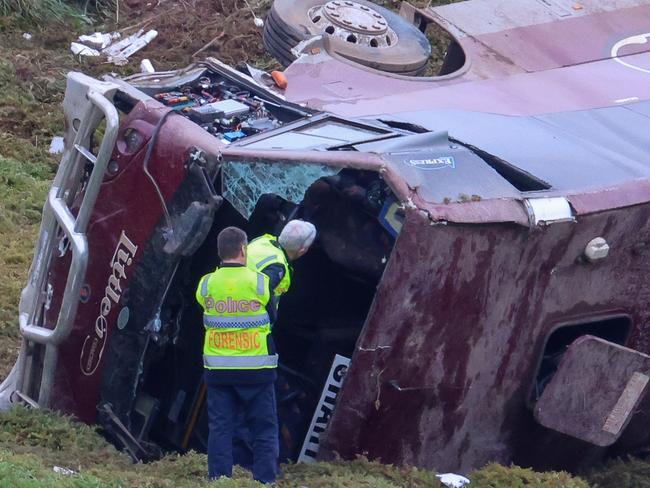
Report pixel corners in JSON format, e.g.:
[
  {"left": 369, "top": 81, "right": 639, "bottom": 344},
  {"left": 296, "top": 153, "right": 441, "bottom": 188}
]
[{"left": 196, "top": 226, "right": 279, "bottom": 483}]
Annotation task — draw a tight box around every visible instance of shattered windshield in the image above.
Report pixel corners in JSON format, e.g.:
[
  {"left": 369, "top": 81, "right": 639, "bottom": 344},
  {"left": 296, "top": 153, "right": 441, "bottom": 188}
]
[{"left": 221, "top": 160, "right": 340, "bottom": 218}]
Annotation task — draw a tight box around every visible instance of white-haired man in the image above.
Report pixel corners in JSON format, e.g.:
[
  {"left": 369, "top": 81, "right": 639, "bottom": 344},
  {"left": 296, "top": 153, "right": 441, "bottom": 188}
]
[{"left": 246, "top": 219, "right": 317, "bottom": 309}]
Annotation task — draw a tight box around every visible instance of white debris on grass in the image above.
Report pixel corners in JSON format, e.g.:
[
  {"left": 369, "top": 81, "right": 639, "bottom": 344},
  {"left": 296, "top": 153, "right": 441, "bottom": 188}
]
[
  {"left": 140, "top": 59, "right": 156, "bottom": 73},
  {"left": 241, "top": 0, "right": 264, "bottom": 27},
  {"left": 436, "top": 473, "right": 470, "bottom": 488},
  {"left": 107, "top": 30, "right": 158, "bottom": 66},
  {"left": 70, "top": 42, "right": 100, "bottom": 57},
  {"left": 78, "top": 32, "right": 121, "bottom": 50},
  {"left": 70, "top": 29, "right": 158, "bottom": 65},
  {"left": 53, "top": 466, "right": 75, "bottom": 476},
  {"left": 49, "top": 137, "right": 64, "bottom": 155},
  {"left": 102, "top": 29, "right": 144, "bottom": 57},
  {"left": 22, "top": 33, "right": 32, "bottom": 40}
]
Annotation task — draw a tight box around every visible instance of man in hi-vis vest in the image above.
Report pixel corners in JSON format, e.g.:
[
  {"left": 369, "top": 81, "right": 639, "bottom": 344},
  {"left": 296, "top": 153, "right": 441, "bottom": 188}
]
[
  {"left": 196, "top": 226, "right": 278, "bottom": 483},
  {"left": 231, "top": 220, "right": 316, "bottom": 467},
  {"left": 247, "top": 219, "right": 317, "bottom": 301}
]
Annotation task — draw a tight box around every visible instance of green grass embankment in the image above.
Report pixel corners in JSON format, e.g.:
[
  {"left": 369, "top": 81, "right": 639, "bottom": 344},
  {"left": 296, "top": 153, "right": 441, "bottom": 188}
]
[{"left": 0, "top": 406, "right": 599, "bottom": 488}]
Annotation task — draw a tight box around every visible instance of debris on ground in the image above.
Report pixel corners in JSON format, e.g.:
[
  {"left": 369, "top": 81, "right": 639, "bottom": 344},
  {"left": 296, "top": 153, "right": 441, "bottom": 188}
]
[
  {"left": 437, "top": 472, "right": 471, "bottom": 487},
  {"left": 48, "top": 137, "right": 64, "bottom": 155},
  {"left": 70, "top": 42, "right": 100, "bottom": 57},
  {"left": 140, "top": 58, "right": 155, "bottom": 73},
  {"left": 77, "top": 31, "right": 120, "bottom": 50},
  {"left": 106, "top": 29, "right": 158, "bottom": 65},
  {"left": 71, "top": 29, "right": 158, "bottom": 65},
  {"left": 52, "top": 466, "right": 76, "bottom": 475}
]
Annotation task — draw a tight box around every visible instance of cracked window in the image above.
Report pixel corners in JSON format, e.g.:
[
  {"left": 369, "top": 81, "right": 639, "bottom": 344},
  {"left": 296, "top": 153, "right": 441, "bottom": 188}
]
[{"left": 222, "top": 160, "right": 340, "bottom": 218}]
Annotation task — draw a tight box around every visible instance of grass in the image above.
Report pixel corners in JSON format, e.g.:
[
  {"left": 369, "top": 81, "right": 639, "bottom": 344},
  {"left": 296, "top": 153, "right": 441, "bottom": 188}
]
[
  {"left": 0, "top": 27, "right": 70, "bottom": 376},
  {"left": 0, "top": 155, "right": 51, "bottom": 372},
  {"left": 0, "top": 406, "right": 596, "bottom": 488},
  {"left": 0, "top": 0, "right": 116, "bottom": 25},
  {"left": 469, "top": 464, "right": 590, "bottom": 488},
  {"left": 585, "top": 457, "right": 650, "bottom": 488},
  {"left": 0, "top": 52, "right": 59, "bottom": 379}
]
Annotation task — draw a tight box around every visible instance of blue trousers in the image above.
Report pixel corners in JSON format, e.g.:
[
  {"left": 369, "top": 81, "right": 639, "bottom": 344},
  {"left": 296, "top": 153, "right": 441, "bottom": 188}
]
[{"left": 206, "top": 382, "right": 279, "bottom": 483}]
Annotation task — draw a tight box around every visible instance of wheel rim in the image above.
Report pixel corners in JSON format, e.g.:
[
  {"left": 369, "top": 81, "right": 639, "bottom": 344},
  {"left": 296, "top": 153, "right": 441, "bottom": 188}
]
[{"left": 307, "top": 0, "right": 398, "bottom": 49}]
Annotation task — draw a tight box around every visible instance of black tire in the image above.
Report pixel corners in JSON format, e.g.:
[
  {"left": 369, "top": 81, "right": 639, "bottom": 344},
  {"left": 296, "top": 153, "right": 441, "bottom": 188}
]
[
  {"left": 263, "top": 8, "right": 305, "bottom": 66},
  {"left": 264, "top": 13, "right": 300, "bottom": 55},
  {"left": 263, "top": 40, "right": 293, "bottom": 67},
  {"left": 263, "top": 26, "right": 295, "bottom": 67},
  {"left": 267, "top": 4, "right": 314, "bottom": 40},
  {"left": 265, "top": 0, "right": 430, "bottom": 73},
  {"left": 265, "top": 9, "right": 427, "bottom": 76},
  {"left": 267, "top": 7, "right": 305, "bottom": 44}
]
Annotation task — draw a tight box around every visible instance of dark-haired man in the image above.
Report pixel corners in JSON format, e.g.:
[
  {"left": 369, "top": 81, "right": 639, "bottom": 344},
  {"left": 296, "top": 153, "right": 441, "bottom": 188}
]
[{"left": 196, "top": 226, "right": 278, "bottom": 484}]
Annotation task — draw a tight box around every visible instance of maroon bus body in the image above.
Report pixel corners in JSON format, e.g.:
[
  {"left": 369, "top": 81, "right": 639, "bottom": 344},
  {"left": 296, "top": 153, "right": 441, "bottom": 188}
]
[
  {"left": 14, "top": 0, "right": 650, "bottom": 473},
  {"left": 323, "top": 206, "right": 650, "bottom": 471}
]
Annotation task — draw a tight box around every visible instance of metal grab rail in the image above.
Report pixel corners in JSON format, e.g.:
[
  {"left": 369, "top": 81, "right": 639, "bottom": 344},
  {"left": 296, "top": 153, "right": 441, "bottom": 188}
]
[{"left": 16, "top": 87, "right": 119, "bottom": 407}]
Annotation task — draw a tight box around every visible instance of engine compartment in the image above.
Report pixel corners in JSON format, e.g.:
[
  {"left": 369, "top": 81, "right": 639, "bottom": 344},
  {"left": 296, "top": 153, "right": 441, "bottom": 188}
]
[
  {"left": 154, "top": 77, "right": 281, "bottom": 143},
  {"left": 124, "top": 64, "right": 310, "bottom": 146}
]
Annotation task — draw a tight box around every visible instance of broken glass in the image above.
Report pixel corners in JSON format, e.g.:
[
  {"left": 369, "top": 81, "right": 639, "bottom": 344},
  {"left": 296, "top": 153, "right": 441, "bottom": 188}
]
[{"left": 222, "top": 160, "right": 340, "bottom": 218}]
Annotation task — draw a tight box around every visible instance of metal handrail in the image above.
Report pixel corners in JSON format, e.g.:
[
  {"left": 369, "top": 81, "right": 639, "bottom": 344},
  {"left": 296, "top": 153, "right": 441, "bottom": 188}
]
[{"left": 17, "top": 88, "right": 119, "bottom": 406}]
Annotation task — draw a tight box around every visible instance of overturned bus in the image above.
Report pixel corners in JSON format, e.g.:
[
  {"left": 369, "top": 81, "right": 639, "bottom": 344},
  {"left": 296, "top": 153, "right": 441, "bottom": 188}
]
[{"left": 3, "top": 0, "right": 650, "bottom": 474}]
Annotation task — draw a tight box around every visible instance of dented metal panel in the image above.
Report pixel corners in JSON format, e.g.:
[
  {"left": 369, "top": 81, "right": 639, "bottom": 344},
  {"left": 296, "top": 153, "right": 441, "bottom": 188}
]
[
  {"left": 535, "top": 336, "right": 650, "bottom": 446},
  {"left": 375, "top": 106, "right": 650, "bottom": 194},
  {"left": 321, "top": 202, "right": 650, "bottom": 472},
  {"left": 355, "top": 131, "right": 521, "bottom": 204}
]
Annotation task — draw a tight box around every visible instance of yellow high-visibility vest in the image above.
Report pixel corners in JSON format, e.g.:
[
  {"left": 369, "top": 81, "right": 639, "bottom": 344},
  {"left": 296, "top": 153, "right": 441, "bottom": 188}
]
[
  {"left": 196, "top": 266, "right": 276, "bottom": 370},
  {"left": 246, "top": 234, "right": 291, "bottom": 296}
]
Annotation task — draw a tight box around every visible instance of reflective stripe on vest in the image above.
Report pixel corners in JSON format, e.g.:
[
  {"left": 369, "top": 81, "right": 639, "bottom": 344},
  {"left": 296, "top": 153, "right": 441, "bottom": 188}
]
[
  {"left": 255, "top": 255, "right": 276, "bottom": 269},
  {"left": 203, "top": 354, "right": 278, "bottom": 368},
  {"left": 203, "top": 313, "right": 270, "bottom": 329},
  {"left": 201, "top": 275, "right": 209, "bottom": 297}
]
